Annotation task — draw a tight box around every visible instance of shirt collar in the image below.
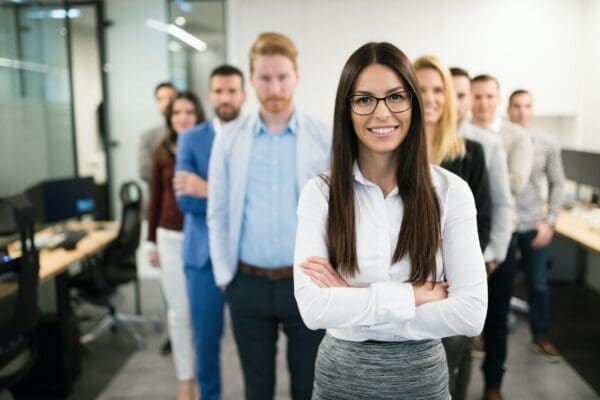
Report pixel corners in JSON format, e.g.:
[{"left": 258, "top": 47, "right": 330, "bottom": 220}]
[
  {"left": 489, "top": 115, "right": 503, "bottom": 133},
  {"left": 212, "top": 117, "right": 223, "bottom": 135},
  {"left": 352, "top": 161, "right": 399, "bottom": 196},
  {"left": 252, "top": 110, "right": 298, "bottom": 137}
]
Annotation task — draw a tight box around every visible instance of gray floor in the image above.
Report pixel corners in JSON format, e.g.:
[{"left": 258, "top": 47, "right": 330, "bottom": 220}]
[{"left": 80, "top": 279, "right": 598, "bottom": 400}]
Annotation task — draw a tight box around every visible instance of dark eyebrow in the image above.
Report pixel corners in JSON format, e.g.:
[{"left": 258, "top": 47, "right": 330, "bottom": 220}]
[{"left": 352, "top": 86, "right": 407, "bottom": 96}]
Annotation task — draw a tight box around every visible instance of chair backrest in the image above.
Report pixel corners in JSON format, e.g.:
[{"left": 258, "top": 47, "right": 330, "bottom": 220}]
[
  {"left": 104, "top": 181, "right": 142, "bottom": 265},
  {"left": 0, "top": 195, "right": 39, "bottom": 362}
]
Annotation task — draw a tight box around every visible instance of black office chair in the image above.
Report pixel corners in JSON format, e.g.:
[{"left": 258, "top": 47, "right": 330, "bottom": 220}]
[
  {"left": 0, "top": 195, "right": 39, "bottom": 396},
  {"left": 71, "top": 181, "right": 161, "bottom": 349}
]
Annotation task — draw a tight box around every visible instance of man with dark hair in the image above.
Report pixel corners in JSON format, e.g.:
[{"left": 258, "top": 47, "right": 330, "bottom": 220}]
[
  {"left": 447, "top": 68, "right": 513, "bottom": 400},
  {"left": 138, "top": 82, "right": 176, "bottom": 183},
  {"left": 208, "top": 32, "right": 330, "bottom": 400},
  {"left": 470, "top": 73, "right": 533, "bottom": 400},
  {"left": 174, "top": 64, "right": 246, "bottom": 400},
  {"left": 508, "top": 89, "right": 564, "bottom": 363}
]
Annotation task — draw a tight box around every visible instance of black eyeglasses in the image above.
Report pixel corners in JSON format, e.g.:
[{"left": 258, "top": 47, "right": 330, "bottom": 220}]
[{"left": 348, "top": 91, "right": 413, "bottom": 115}]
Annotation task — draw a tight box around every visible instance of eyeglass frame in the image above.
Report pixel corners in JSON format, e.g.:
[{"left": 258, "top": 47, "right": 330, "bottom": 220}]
[{"left": 347, "top": 91, "right": 413, "bottom": 115}]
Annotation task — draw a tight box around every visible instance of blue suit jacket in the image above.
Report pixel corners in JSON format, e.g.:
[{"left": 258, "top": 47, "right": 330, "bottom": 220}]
[
  {"left": 176, "top": 120, "right": 215, "bottom": 268},
  {"left": 207, "top": 111, "right": 332, "bottom": 286}
]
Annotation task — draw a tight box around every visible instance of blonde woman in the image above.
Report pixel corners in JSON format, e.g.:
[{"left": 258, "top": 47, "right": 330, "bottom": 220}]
[{"left": 414, "top": 55, "right": 491, "bottom": 399}]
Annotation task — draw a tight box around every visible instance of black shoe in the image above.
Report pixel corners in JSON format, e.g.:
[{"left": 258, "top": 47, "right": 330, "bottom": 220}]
[{"left": 160, "top": 338, "right": 171, "bottom": 356}]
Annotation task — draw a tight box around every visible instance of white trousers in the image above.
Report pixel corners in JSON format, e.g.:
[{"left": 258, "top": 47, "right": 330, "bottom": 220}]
[{"left": 156, "top": 227, "right": 194, "bottom": 380}]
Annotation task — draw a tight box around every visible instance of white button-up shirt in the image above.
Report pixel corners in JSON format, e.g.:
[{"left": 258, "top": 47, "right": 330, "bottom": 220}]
[{"left": 293, "top": 163, "right": 487, "bottom": 342}]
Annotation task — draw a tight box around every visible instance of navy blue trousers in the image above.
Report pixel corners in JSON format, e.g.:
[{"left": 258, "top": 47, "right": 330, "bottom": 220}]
[
  {"left": 482, "top": 233, "right": 518, "bottom": 389},
  {"left": 185, "top": 262, "right": 224, "bottom": 400},
  {"left": 517, "top": 229, "right": 551, "bottom": 338},
  {"left": 226, "top": 270, "right": 324, "bottom": 400}
]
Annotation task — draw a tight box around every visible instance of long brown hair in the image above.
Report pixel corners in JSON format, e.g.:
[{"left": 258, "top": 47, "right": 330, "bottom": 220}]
[
  {"left": 326, "top": 42, "right": 441, "bottom": 284},
  {"left": 155, "top": 91, "right": 205, "bottom": 162}
]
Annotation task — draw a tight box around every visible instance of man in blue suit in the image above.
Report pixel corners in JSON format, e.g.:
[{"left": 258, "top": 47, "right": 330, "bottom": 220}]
[
  {"left": 208, "top": 33, "right": 330, "bottom": 400},
  {"left": 174, "top": 64, "right": 246, "bottom": 400}
]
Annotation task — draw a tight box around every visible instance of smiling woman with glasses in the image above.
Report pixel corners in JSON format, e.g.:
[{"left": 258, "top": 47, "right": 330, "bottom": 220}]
[{"left": 293, "top": 42, "right": 487, "bottom": 399}]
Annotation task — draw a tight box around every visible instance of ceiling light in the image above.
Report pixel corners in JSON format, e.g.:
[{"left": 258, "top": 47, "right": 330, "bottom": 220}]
[
  {"left": 175, "top": 16, "right": 186, "bottom": 26},
  {"left": 145, "top": 18, "right": 207, "bottom": 52}
]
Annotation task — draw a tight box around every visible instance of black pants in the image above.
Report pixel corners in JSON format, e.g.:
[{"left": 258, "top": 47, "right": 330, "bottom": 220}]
[
  {"left": 442, "top": 335, "right": 468, "bottom": 397},
  {"left": 226, "top": 270, "right": 324, "bottom": 400},
  {"left": 482, "top": 233, "right": 518, "bottom": 389}
]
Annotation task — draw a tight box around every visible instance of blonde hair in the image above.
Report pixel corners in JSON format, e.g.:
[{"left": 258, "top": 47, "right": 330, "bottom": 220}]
[
  {"left": 413, "top": 55, "right": 465, "bottom": 165},
  {"left": 249, "top": 32, "right": 298, "bottom": 73}
]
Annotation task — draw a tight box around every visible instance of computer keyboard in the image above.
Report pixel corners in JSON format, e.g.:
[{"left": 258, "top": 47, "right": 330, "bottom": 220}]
[
  {"left": 53, "top": 229, "right": 87, "bottom": 250},
  {"left": 35, "top": 229, "right": 87, "bottom": 250}
]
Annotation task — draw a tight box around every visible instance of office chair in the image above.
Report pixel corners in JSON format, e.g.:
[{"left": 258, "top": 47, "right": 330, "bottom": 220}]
[
  {"left": 0, "top": 195, "right": 39, "bottom": 396},
  {"left": 71, "top": 181, "right": 161, "bottom": 349}
]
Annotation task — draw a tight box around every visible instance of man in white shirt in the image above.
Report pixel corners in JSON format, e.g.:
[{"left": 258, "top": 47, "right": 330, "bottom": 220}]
[
  {"left": 470, "top": 74, "right": 533, "bottom": 400},
  {"left": 207, "top": 33, "right": 330, "bottom": 400},
  {"left": 447, "top": 67, "right": 514, "bottom": 400},
  {"left": 508, "top": 89, "right": 564, "bottom": 363}
]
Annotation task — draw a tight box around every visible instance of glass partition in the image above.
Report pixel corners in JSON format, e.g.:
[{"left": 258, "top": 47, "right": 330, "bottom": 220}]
[
  {"left": 0, "top": 1, "right": 75, "bottom": 197},
  {"left": 168, "top": 0, "right": 226, "bottom": 115}
]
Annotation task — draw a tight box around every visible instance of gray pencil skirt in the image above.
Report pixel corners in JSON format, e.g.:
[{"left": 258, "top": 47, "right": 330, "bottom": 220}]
[{"left": 312, "top": 334, "right": 450, "bottom": 400}]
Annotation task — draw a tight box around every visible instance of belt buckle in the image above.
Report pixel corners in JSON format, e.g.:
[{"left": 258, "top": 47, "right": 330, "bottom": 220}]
[{"left": 265, "top": 269, "right": 276, "bottom": 280}]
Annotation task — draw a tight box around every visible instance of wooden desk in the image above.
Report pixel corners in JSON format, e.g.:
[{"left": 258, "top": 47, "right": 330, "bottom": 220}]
[
  {"left": 554, "top": 210, "right": 600, "bottom": 283},
  {"left": 555, "top": 210, "right": 600, "bottom": 254},
  {"left": 3, "top": 221, "right": 119, "bottom": 396},
  {"left": 8, "top": 221, "right": 118, "bottom": 282}
]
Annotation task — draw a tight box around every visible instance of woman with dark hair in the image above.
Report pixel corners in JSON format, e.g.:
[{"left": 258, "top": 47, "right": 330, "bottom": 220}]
[
  {"left": 147, "top": 91, "right": 205, "bottom": 400},
  {"left": 293, "top": 42, "right": 487, "bottom": 399},
  {"left": 414, "top": 55, "right": 492, "bottom": 399}
]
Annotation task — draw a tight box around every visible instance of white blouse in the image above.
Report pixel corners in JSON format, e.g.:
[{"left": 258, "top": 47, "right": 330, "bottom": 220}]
[{"left": 293, "top": 163, "right": 487, "bottom": 342}]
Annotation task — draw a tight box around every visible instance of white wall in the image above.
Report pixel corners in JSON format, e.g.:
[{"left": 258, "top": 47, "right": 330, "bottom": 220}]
[
  {"left": 226, "top": 0, "right": 598, "bottom": 150},
  {"left": 71, "top": 16, "right": 106, "bottom": 183},
  {"left": 580, "top": 0, "right": 600, "bottom": 150},
  {"left": 105, "top": 0, "right": 170, "bottom": 202}
]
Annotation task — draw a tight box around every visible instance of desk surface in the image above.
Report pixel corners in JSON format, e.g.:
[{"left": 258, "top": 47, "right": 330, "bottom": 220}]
[
  {"left": 8, "top": 221, "right": 118, "bottom": 283},
  {"left": 555, "top": 210, "right": 600, "bottom": 253}
]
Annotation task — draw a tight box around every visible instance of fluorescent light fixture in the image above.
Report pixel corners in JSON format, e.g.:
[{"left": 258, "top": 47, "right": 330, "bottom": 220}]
[
  {"left": 145, "top": 18, "right": 207, "bottom": 52},
  {"left": 27, "top": 8, "right": 81, "bottom": 19},
  {"left": 49, "top": 9, "right": 81, "bottom": 19},
  {"left": 0, "top": 57, "right": 67, "bottom": 77}
]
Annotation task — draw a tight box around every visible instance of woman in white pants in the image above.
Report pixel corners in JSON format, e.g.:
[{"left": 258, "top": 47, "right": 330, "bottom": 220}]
[{"left": 147, "top": 92, "right": 205, "bottom": 400}]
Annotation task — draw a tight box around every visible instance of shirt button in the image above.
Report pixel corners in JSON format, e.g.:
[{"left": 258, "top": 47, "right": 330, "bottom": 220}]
[
  {"left": 272, "top": 185, "right": 277, "bottom": 191},
  {"left": 272, "top": 160, "right": 278, "bottom": 166},
  {"left": 272, "top": 211, "right": 278, "bottom": 216},
  {"left": 274, "top": 135, "right": 280, "bottom": 141}
]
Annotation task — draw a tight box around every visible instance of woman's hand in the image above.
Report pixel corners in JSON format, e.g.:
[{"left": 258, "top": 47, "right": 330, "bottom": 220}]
[
  {"left": 412, "top": 282, "right": 448, "bottom": 306},
  {"left": 300, "top": 256, "right": 349, "bottom": 288},
  {"left": 148, "top": 250, "right": 160, "bottom": 268}
]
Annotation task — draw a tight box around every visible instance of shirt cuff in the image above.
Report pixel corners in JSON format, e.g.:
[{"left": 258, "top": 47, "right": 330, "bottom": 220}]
[{"left": 370, "top": 281, "right": 416, "bottom": 324}]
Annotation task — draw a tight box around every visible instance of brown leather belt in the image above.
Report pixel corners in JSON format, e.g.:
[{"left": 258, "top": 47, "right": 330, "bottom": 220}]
[{"left": 238, "top": 262, "right": 293, "bottom": 280}]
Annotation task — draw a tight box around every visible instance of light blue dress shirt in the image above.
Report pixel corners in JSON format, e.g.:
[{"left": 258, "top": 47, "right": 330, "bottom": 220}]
[
  {"left": 207, "top": 110, "right": 331, "bottom": 286},
  {"left": 239, "top": 114, "right": 298, "bottom": 268}
]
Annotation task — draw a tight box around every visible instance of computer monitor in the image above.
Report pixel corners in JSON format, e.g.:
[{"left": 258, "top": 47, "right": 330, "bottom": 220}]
[
  {"left": 561, "top": 149, "right": 600, "bottom": 189},
  {"left": 25, "top": 177, "right": 96, "bottom": 225}
]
